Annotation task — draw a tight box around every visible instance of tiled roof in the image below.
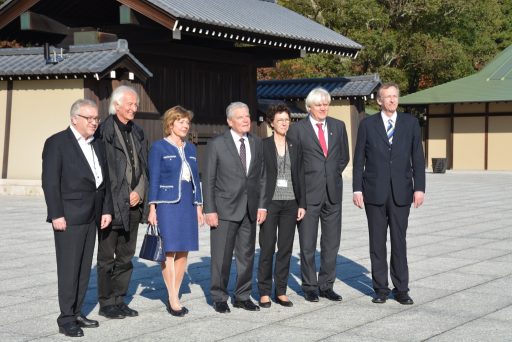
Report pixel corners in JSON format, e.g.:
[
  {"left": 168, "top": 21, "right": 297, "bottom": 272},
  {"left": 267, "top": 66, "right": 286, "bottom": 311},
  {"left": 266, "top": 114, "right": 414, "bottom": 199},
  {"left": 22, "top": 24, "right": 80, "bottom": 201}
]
[
  {"left": 148, "top": 0, "right": 362, "bottom": 55},
  {"left": 257, "top": 74, "right": 381, "bottom": 100},
  {"left": 401, "top": 44, "right": 512, "bottom": 105},
  {"left": 0, "top": 40, "right": 152, "bottom": 80},
  {"left": 257, "top": 98, "right": 307, "bottom": 119}
]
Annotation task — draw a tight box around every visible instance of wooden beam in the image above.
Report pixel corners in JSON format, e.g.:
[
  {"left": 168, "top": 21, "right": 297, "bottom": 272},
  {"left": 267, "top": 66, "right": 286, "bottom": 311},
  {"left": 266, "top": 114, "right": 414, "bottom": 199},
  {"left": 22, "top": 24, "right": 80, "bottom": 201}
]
[
  {"left": 116, "top": 0, "right": 176, "bottom": 30},
  {"left": 119, "top": 5, "right": 139, "bottom": 25},
  {"left": 0, "top": 0, "right": 40, "bottom": 29},
  {"left": 20, "top": 11, "right": 70, "bottom": 35},
  {"left": 2, "top": 81, "right": 13, "bottom": 179},
  {"left": 484, "top": 103, "right": 489, "bottom": 171},
  {"left": 73, "top": 31, "right": 118, "bottom": 45}
]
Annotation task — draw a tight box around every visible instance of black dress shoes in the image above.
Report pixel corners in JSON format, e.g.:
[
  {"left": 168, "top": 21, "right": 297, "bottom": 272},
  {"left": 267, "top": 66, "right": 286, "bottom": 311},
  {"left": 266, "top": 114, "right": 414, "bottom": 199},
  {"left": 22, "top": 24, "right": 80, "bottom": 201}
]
[
  {"left": 213, "top": 301, "right": 231, "bottom": 313},
  {"left": 275, "top": 296, "right": 294, "bottom": 307},
  {"left": 76, "top": 314, "right": 99, "bottom": 328},
  {"left": 59, "top": 322, "right": 84, "bottom": 337},
  {"left": 319, "top": 289, "right": 343, "bottom": 301},
  {"left": 371, "top": 293, "right": 388, "bottom": 304},
  {"left": 395, "top": 292, "right": 414, "bottom": 305},
  {"left": 99, "top": 305, "right": 125, "bottom": 319},
  {"left": 233, "top": 299, "right": 260, "bottom": 311},
  {"left": 304, "top": 291, "right": 319, "bottom": 302},
  {"left": 117, "top": 303, "right": 139, "bottom": 317}
]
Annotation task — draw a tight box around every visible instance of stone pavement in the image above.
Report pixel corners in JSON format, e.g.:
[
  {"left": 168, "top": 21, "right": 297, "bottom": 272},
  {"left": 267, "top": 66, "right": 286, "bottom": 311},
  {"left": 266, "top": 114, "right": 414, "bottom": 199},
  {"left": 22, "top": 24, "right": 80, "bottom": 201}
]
[{"left": 0, "top": 171, "right": 511, "bottom": 341}]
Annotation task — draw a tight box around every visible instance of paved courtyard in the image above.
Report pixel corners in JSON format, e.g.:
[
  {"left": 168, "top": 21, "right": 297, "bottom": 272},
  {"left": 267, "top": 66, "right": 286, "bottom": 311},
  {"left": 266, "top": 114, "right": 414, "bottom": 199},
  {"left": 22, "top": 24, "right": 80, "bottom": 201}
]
[{"left": 0, "top": 171, "right": 511, "bottom": 341}]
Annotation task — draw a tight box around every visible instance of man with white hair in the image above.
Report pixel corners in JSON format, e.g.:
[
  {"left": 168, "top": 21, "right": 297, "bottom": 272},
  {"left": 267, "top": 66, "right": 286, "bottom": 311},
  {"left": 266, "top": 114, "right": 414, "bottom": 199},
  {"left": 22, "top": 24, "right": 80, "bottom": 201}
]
[
  {"left": 287, "top": 87, "right": 350, "bottom": 303},
  {"left": 95, "top": 85, "right": 149, "bottom": 319}
]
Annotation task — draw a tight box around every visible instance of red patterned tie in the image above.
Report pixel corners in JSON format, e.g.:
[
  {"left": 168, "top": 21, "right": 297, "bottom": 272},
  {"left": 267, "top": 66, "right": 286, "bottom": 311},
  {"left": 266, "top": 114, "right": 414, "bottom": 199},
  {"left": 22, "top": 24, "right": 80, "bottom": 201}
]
[{"left": 316, "top": 123, "right": 328, "bottom": 157}]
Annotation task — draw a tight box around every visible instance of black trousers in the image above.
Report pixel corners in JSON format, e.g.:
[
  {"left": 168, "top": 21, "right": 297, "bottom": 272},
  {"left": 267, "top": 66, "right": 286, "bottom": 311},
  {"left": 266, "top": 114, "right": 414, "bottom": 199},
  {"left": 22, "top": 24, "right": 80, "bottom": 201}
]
[
  {"left": 365, "top": 190, "right": 410, "bottom": 294},
  {"left": 97, "top": 207, "right": 141, "bottom": 307},
  {"left": 298, "top": 192, "right": 342, "bottom": 292},
  {"left": 257, "top": 200, "right": 298, "bottom": 297},
  {"left": 54, "top": 221, "right": 96, "bottom": 326},
  {"left": 210, "top": 214, "right": 256, "bottom": 302}
]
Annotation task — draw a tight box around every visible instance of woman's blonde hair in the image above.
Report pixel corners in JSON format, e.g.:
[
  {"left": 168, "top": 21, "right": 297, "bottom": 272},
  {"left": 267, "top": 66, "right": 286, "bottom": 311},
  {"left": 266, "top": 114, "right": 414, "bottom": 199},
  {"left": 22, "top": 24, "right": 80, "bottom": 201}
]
[{"left": 162, "top": 105, "right": 193, "bottom": 136}]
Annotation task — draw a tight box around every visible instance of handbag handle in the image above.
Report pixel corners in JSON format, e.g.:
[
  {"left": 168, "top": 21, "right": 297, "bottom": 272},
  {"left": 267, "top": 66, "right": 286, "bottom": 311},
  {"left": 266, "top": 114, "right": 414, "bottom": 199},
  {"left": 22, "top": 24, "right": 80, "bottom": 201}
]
[{"left": 146, "top": 224, "right": 161, "bottom": 236}]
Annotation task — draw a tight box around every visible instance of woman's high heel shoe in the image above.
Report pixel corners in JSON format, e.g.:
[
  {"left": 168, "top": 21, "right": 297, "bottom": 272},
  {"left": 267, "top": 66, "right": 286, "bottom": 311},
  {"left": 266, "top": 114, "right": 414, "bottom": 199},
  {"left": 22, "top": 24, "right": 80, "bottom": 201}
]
[{"left": 166, "top": 303, "right": 185, "bottom": 317}]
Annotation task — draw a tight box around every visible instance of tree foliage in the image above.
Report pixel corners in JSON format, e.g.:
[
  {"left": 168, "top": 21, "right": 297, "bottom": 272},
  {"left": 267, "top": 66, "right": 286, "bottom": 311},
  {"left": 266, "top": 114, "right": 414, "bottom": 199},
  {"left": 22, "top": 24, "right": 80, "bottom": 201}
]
[{"left": 260, "top": 0, "right": 512, "bottom": 94}]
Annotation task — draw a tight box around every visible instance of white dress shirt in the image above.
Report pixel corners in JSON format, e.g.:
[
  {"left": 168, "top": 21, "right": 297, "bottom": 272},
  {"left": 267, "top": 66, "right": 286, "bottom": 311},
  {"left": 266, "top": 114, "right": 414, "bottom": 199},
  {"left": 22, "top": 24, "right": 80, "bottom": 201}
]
[
  {"left": 70, "top": 125, "right": 103, "bottom": 188},
  {"left": 230, "top": 129, "right": 251, "bottom": 174},
  {"left": 309, "top": 115, "right": 329, "bottom": 146},
  {"left": 381, "top": 111, "right": 398, "bottom": 130}
]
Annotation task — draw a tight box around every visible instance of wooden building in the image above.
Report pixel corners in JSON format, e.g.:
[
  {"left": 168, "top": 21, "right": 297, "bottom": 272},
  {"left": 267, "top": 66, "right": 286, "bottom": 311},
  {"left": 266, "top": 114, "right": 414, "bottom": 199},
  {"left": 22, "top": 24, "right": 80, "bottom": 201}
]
[
  {"left": 0, "top": 0, "right": 361, "bottom": 193},
  {"left": 400, "top": 45, "right": 512, "bottom": 171}
]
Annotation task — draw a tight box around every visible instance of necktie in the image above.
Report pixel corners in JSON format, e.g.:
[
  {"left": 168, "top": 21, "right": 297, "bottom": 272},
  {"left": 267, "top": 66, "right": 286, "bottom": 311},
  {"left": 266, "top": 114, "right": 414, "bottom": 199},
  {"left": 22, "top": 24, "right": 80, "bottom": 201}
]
[
  {"left": 386, "top": 119, "right": 394, "bottom": 145},
  {"left": 316, "top": 123, "right": 328, "bottom": 157},
  {"left": 239, "top": 137, "right": 247, "bottom": 173}
]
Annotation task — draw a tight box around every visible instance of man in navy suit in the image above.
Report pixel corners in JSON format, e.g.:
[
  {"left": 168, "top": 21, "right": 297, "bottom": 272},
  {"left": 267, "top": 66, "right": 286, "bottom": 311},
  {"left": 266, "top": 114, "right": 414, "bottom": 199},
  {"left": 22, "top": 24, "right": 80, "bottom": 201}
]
[
  {"left": 42, "top": 99, "right": 112, "bottom": 337},
  {"left": 352, "top": 82, "right": 425, "bottom": 305},
  {"left": 287, "top": 88, "right": 350, "bottom": 302}
]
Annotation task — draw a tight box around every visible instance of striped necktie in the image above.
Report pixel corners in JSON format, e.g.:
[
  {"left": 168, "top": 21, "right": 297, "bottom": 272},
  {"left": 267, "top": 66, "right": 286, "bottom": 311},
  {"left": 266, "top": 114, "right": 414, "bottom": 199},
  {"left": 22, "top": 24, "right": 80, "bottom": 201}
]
[
  {"left": 386, "top": 119, "right": 394, "bottom": 145},
  {"left": 239, "top": 137, "right": 247, "bottom": 174}
]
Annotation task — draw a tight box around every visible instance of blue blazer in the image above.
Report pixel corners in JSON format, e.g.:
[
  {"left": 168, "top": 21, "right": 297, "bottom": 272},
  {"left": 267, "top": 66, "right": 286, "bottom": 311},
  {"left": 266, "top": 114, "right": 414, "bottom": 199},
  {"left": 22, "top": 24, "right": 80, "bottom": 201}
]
[{"left": 148, "top": 139, "right": 202, "bottom": 205}]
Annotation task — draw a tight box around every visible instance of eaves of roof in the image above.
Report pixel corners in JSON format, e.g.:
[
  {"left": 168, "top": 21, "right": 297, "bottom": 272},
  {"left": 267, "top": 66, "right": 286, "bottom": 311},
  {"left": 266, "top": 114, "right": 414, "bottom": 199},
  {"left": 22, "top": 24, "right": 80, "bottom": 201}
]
[
  {"left": 401, "top": 44, "right": 512, "bottom": 105},
  {"left": 0, "top": 39, "right": 152, "bottom": 81},
  {"left": 257, "top": 74, "right": 381, "bottom": 100}
]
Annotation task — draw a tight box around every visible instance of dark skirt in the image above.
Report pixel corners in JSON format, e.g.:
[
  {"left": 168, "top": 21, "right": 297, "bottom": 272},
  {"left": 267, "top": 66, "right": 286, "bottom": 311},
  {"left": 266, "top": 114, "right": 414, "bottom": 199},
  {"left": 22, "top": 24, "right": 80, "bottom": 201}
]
[{"left": 156, "top": 181, "right": 199, "bottom": 252}]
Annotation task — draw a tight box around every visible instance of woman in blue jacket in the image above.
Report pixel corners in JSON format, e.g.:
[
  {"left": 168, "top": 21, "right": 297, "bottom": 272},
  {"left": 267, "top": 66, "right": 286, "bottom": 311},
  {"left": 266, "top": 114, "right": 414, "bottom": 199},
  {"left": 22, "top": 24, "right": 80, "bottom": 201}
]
[{"left": 147, "top": 106, "right": 203, "bottom": 317}]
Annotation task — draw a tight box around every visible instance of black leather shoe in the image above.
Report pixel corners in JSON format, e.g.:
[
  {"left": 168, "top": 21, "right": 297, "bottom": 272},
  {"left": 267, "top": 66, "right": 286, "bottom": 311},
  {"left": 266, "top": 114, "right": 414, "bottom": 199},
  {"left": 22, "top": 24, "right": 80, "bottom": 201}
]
[
  {"left": 117, "top": 303, "right": 138, "bottom": 317},
  {"left": 304, "top": 291, "right": 319, "bottom": 302},
  {"left": 372, "top": 293, "right": 388, "bottom": 304},
  {"left": 99, "top": 305, "right": 125, "bottom": 319},
  {"left": 275, "top": 296, "right": 293, "bottom": 307},
  {"left": 395, "top": 292, "right": 414, "bottom": 305},
  {"left": 76, "top": 314, "right": 99, "bottom": 328},
  {"left": 233, "top": 299, "right": 260, "bottom": 311},
  {"left": 182, "top": 306, "right": 189, "bottom": 314},
  {"left": 319, "top": 289, "right": 343, "bottom": 301},
  {"left": 166, "top": 303, "right": 185, "bottom": 317},
  {"left": 59, "top": 322, "right": 84, "bottom": 337},
  {"left": 258, "top": 296, "right": 271, "bottom": 308},
  {"left": 213, "top": 301, "right": 231, "bottom": 313}
]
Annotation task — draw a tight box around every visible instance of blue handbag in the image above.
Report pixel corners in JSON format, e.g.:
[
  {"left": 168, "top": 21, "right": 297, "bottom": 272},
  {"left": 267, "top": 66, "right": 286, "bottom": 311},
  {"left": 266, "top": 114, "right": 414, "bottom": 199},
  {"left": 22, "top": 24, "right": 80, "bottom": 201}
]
[{"left": 139, "top": 224, "right": 165, "bottom": 262}]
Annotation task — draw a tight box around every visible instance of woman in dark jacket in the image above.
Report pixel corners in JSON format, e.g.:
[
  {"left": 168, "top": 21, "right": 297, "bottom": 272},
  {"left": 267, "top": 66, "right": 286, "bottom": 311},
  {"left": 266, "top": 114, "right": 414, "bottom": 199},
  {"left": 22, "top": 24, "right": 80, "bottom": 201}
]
[
  {"left": 147, "top": 106, "right": 203, "bottom": 317},
  {"left": 258, "top": 104, "right": 306, "bottom": 308}
]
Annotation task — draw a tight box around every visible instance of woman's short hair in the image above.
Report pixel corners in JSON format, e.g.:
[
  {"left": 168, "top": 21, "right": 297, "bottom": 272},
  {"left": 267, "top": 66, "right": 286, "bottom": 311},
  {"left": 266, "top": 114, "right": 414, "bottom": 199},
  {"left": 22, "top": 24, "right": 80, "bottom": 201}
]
[
  {"left": 265, "top": 104, "right": 291, "bottom": 125},
  {"left": 305, "top": 87, "right": 331, "bottom": 111},
  {"left": 162, "top": 105, "right": 193, "bottom": 136},
  {"left": 108, "top": 85, "right": 139, "bottom": 115}
]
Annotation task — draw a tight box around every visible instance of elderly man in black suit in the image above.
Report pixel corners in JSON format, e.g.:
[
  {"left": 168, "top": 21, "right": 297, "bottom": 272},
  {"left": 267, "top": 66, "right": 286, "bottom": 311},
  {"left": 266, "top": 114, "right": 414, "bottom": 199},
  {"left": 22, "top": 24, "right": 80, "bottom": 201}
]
[
  {"left": 287, "top": 87, "right": 350, "bottom": 303},
  {"left": 203, "top": 102, "right": 267, "bottom": 313},
  {"left": 352, "top": 82, "right": 425, "bottom": 305},
  {"left": 42, "top": 99, "right": 112, "bottom": 337}
]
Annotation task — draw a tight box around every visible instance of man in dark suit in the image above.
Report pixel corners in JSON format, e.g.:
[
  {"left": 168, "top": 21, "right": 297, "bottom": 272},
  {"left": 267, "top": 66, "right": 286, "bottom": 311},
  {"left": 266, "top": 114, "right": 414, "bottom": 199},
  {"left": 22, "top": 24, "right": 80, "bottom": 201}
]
[
  {"left": 95, "top": 85, "right": 149, "bottom": 319},
  {"left": 352, "top": 82, "right": 425, "bottom": 305},
  {"left": 203, "top": 102, "right": 267, "bottom": 313},
  {"left": 287, "top": 87, "right": 350, "bottom": 302},
  {"left": 42, "top": 99, "right": 112, "bottom": 337}
]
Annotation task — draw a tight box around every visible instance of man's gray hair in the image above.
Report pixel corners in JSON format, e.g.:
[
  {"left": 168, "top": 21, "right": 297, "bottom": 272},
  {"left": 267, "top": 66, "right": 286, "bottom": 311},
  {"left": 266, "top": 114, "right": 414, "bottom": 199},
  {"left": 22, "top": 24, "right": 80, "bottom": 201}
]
[
  {"left": 305, "top": 87, "right": 331, "bottom": 111},
  {"left": 70, "top": 99, "right": 97, "bottom": 118},
  {"left": 108, "top": 85, "right": 139, "bottom": 115},
  {"left": 226, "top": 102, "right": 249, "bottom": 119}
]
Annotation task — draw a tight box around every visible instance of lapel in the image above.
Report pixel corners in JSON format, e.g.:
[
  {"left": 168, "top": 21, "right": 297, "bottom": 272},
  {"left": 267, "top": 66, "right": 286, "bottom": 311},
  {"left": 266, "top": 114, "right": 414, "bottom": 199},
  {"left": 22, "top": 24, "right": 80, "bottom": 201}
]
[
  {"left": 392, "top": 112, "right": 403, "bottom": 146},
  {"left": 223, "top": 130, "right": 246, "bottom": 176},
  {"left": 66, "top": 127, "right": 95, "bottom": 183},
  {"left": 268, "top": 137, "right": 278, "bottom": 172},
  {"left": 326, "top": 117, "right": 336, "bottom": 159},
  {"left": 247, "top": 133, "right": 256, "bottom": 175},
  {"left": 371, "top": 114, "right": 391, "bottom": 146}
]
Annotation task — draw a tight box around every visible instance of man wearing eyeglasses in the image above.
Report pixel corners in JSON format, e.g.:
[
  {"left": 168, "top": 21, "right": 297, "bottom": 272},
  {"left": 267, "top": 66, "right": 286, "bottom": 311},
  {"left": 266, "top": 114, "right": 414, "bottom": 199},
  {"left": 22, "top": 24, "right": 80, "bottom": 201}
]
[
  {"left": 95, "top": 85, "right": 149, "bottom": 319},
  {"left": 42, "top": 99, "right": 113, "bottom": 337}
]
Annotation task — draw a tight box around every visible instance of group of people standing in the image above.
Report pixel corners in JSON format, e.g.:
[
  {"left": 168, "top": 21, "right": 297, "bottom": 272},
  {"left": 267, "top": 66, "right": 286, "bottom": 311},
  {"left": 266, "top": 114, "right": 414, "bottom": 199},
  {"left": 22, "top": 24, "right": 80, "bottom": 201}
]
[{"left": 42, "top": 82, "right": 425, "bottom": 337}]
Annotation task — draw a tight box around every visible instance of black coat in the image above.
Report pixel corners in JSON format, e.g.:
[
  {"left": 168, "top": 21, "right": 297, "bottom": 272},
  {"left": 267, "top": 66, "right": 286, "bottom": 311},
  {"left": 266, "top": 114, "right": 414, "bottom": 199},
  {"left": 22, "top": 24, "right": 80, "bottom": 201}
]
[
  {"left": 262, "top": 135, "right": 306, "bottom": 209},
  {"left": 42, "top": 127, "right": 113, "bottom": 227},
  {"left": 95, "top": 115, "right": 149, "bottom": 230}
]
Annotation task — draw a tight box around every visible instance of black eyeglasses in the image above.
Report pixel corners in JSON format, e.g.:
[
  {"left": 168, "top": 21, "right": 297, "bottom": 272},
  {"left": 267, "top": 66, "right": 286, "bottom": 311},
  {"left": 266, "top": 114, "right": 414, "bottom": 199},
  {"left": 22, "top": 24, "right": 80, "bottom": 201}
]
[{"left": 77, "top": 115, "right": 100, "bottom": 124}]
